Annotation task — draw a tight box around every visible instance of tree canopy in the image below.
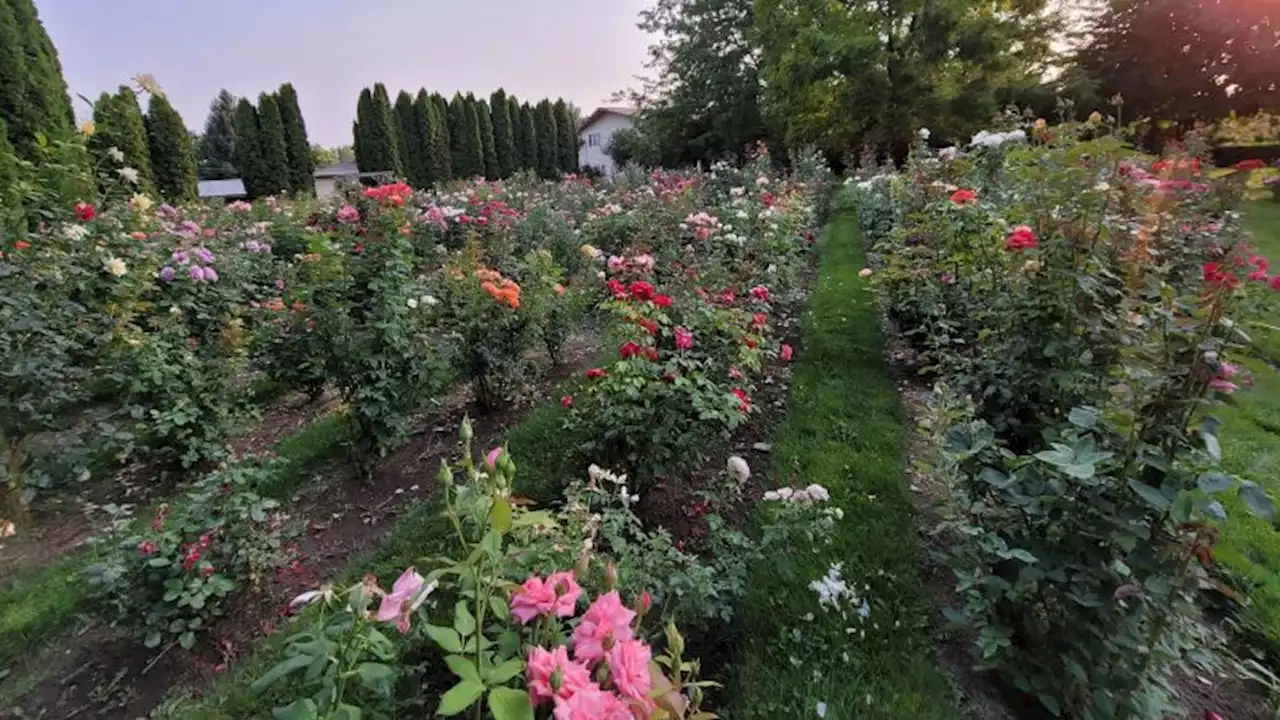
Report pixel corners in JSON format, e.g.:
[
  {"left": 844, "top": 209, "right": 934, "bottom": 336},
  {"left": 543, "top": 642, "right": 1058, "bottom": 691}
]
[{"left": 145, "top": 93, "right": 197, "bottom": 202}]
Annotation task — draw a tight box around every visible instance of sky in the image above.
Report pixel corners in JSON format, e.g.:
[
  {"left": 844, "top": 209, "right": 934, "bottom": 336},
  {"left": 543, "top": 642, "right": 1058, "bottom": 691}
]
[{"left": 35, "top": 0, "right": 653, "bottom": 146}]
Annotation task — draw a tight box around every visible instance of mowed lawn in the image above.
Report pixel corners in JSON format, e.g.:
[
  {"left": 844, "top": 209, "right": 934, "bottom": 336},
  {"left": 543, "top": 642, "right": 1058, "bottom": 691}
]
[{"left": 1216, "top": 201, "right": 1280, "bottom": 647}]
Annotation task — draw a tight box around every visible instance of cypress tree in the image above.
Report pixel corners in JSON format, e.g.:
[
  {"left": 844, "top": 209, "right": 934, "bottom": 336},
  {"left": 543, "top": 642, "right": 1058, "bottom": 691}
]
[
  {"left": 448, "top": 92, "right": 482, "bottom": 179},
  {"left": 0, "top": 0, "right": 74, "bottom": 160},
  {"left": 413, "top": 90, "right": 441, "bottom": 187},
  {"left": 431, "top": 93, "right": 452, "bottom": 179},
  {"left": 476, "top": 99, "right": 499, "bottom": 180},
  {"left": 554, "top": 100, "right": 578, "bottom": 173},
  {"left": 256, "top": 92, "right": 291, "bottom": 195},
  {"left": 145, "top": 93, "right": 198, "bottom": 202},
  {"left": 372, "top": 83, "right": 403, "bottom": 176},
  {"left": 534, "top": 100, "right": 558, "bottom": 179},
  {"left": 507, "top": 96, "right": 527, "bottom": 171},
  {"left": 521, "top": 104, "right": 539, "bottom": 176},
  {"left": 277, "top": 83, "right": 314, "bottom": 195},
  {"left": 91, "top": 87, "right": 155, "bottom": 193},
  {"left": 490, "top": 89, "right": 515, "bottom": 178},
  {"left": 465, "top": 94, "right": 485, "bottom": 179},
  {"left": 233, "top": 98, "right": 265, "bottom": 197},
  {"left": 355, "top": 86, "right": 400, "bottom": 174},
  {"left": 198, "top": 90, "right": 238, "bottom": 180},
  {"left": 394, "top": 90, "right": 423, "bottom": 187}
]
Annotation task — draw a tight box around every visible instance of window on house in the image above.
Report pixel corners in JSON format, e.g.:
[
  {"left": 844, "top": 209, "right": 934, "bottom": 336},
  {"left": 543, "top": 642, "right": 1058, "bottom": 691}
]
[{"left": 587, "top": 133, "right": 601, "bottom": 147}]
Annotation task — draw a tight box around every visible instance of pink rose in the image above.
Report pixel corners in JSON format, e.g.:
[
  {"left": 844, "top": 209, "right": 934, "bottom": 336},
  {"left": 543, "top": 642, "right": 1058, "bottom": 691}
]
[
  {"left": 572, "top": 590, "right": 635, "bottom": 663},
  {"left": 336, "top": 205, "right": 360, "bottom": 223},
  {"left": 608, "top": 639, "right": 654, "bottom": 713},
  {"left": 780, "top": 344, "right": 793, "bottom": 362},
  {"left": 376, "top": 567, "right": 430, "bottom": 633},
  {"left": 548, "top": 571, "right": 583, "bottom": 617},
  {"left": 749, "top": 284, "right": 770, "bottom": 302},
  {"left": 552, "top": 686, "right": 631, "bottom": 720},
  {"left": 527, "top": 646, "right": 591, "bottom": 705},
  {"left": 674, "top": 326, "right": 693, "bottom": 351},
  {"left": 511, "top": 575, "right": 558, "bottom": 624},
  {"left": 485, "top": 447, "right": 504, "bottom": 471}
]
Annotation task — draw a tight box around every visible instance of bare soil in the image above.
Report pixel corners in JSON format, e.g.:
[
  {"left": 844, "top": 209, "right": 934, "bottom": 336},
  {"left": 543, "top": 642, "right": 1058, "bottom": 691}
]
[{"left": 2, "top": 332, "right": 600, "bottom": 720}]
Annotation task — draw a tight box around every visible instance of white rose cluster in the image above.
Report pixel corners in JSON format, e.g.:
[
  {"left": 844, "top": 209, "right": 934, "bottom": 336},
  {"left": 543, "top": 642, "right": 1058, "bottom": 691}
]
[{"left": 970, "top": 129, "right": 1027, "bottom": 148}]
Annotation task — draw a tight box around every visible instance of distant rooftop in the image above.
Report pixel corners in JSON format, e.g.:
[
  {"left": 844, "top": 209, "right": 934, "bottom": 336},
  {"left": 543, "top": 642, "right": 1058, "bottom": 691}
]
[
  {"left": 580, "top": 106, "right": 637, "bottom": 131},
  {"left": 198, "top": 178, "right": 246, "bottom": 199},
  {"left": 314, "top": 162, "right": 389, "bottom": 178}
]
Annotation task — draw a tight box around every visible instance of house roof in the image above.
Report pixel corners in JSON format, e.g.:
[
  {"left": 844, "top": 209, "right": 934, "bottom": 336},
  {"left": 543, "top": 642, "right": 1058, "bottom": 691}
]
[
  {"left": 579, "top": 106, "right": 637, "bottom": 133},
  {"left": 198, "top": 179, "right": 247, "bottom": 198},
  {"left": 314, "top": 161, "right": 394, "bottom": 179}
]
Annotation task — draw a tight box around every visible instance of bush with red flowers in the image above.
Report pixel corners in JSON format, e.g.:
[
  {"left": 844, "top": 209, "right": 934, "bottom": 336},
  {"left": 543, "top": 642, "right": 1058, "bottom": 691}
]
[
  {"left": 87, "top": 461, "right": 290, "bottom": 650},
  {"left": 844, "top": 121, "right": 1280, "bottom": 717}
]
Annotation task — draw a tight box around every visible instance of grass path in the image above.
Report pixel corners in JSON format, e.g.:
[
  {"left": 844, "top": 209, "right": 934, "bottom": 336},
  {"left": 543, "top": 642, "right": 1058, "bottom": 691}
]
[
  {"left": 1216, "top": 201, "right": 1280, "bottom": 647},
  {"left": 724, "top": 215, "right": 956, "bottom": 720}
]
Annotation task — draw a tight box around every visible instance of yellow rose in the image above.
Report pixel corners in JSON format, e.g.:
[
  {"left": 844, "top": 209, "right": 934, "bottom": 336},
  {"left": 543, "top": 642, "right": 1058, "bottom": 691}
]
[
  {"left": 129, "top": 193, "right": 154, "bottom": 214},
  {"left": 1088, "top": 111, "right": 1103, "bottom": 125},
  {"left": 79, "top": 120, "right": 96, "bottom": 136}
]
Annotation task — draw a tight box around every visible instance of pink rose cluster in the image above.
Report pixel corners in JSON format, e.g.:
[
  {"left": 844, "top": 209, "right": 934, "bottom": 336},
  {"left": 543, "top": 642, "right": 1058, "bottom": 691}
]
[{"left": 516, "top": 578, "right": 657, "bottom": 719}]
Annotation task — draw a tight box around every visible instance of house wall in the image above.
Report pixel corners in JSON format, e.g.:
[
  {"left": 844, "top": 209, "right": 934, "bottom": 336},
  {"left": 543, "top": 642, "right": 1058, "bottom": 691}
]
[{"left": 578, "top": 113, "right": 634, "bottom": 177}]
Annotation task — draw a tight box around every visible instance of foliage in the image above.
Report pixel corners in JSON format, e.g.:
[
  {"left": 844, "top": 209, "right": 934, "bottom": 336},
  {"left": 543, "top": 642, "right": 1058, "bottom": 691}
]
[
  {"left": 277, "top": 83, "right": 315, "bottom": 196},
  {"left": 255, "top": 92, "right": 292, "bottom": 196},
  {"left": 0, "top": 0, "right": 73, "bottom": 162},
  {"left": 145, "top": 93, "right": 198, "bottom": 202},
  {"left": 845, "top": 123, "right": 1280, "bottom": 717},
  {"left": 432, "top": 92, "right": 453, "bottom": 180},
  {"left": 533, "top": 100, "right": 559, "bottom": 179},
  {"left": 90, "top": 86, "right": 156, "bottom": 194},
  {"left": 478, "top": 99, "right": 500, "bottom": 180},
  {"left": 86, "top": 461, "right": 289, "bottom": 650},
  {"left": 755, "top": 0, "right": 1057, "bottom": 157},
  {"left": 631, "top": 0, "right": 767, "bottom": 167},
  {"left": 449, "top": 92, "right": 483, "bottom": 180},
  {"left": 233, "top": 98, "right": 266, "bottom": 198},
  {"left": 395, "top": 89, "right": 424, "bottom": 188},
  {"left": 519, "top": 103, "right": 538, "bottom": 176},
  {"left": 553, "top": 99, "right": 577, "bottom": 174},
  {"left": 198, "top": 89, "right": 239, "bottom": 180},
  {"left": 354, "top": 85, "right": 402, "bottom": 176},
  {"left": 1078, "top": 0, "right": 1280, "bottom": 128},
  {"left": 490, "top": 89, "right": 516, "bottom": 178},
  {"left": 416, "top": 89, "right": 445, "bottom": 186}
]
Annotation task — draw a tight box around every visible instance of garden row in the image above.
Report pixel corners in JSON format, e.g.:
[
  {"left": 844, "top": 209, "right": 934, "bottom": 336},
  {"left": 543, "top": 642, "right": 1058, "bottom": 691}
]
[
  {"left": 3, "top": 128, "right": 841, "bottom": 719},
  {"left": 844, "top": 120, "right": 1280, "bottom": 717}
]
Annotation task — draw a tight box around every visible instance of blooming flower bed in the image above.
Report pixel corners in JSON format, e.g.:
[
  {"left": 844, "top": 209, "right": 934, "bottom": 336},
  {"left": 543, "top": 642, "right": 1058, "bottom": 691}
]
[{"left": 844, "top": 120, "right": 1280, "bottom": 716}]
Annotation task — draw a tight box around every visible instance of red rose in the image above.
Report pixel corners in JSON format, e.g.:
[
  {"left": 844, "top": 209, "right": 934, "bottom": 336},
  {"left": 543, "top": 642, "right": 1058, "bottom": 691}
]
[
  {"left": 561, "top": 395, "right": 573, "bottom": 408},
  {"left": 628, "top": 281, "right": 655, "bottom": 302},
  {"left": 1004, "top": 225, "right": 1039, "bottom": 252},
  {"left": 73, "top": 202, "right": 96, "bottom": 221},
  {"left": 137, "top": 540, "right": 157, "bottom": 557},
  {"left": 586, "top": 368, "right": 607, "bottom": 379},
  {"left": 781, "top": 344, "right": 793, "bottom": 362},
  {"left": 619, "top": 341, "right": 640, "bottom": 359},
  {"left": 949, "top": 189, "right": 977, "bottom": 205},
  {"left": 201, "top": 566, "right": 215, "bottom": 578},
  {"left": 606, "top": 278, "right": 628, "bottom": 299},
  {"left": 652, "top": 294, "right": 672, "bottom": 308},
  {"left": 731, "top": 387, "right": 751, "bottom": 414},
  {"left": 14, "top": 240, "right": 30, "bottom": 250}
]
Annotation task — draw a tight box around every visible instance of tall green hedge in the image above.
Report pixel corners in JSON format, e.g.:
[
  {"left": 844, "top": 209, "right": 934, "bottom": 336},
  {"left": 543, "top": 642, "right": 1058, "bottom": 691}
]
[
  {"left": 554, "top": 100, "right": 578, "bottom": 174},
  {"left": 490, "top": 89, "right": 515, "bottom": 178},
  {"left": 255, "top": 92, "right": 291, "bottom": 195},
  {"left": 145, "top": 93, "right": 197, "bottom": 202},
  {"left": 233, "top": 98, "right": 265, "bottom": 197},
  {"left": 0, "top": 0, "right": 74, "bottom": 161},
  {"left": 477, "top": 99, "right": 499, "bottom": 180},
  {"left": 91, "top": 87, "right": 155, "bottom": 194},
  {"left": 534, "top": 100, "right": 558, "bottom": 179},
  {"left": 277, "top": 83, "right": 314, "bottom": 195}
]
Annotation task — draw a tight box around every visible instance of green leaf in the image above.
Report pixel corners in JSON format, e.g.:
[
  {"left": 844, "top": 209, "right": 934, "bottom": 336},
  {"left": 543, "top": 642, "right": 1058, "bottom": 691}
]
[
  {"left": 454, "top": 601, "right": 477, "bottom": 637},
  {"left": 491, "top": 496, "right": 512, "bottom": 535},
  {"left": 252, "top": 654, "right": 315, "bottom": 694},
  {"left": 330, "top": 705, "right": 362, "bottom": 720},
  {"left": 488, "top": 687, "right": 534, "bottom": 720},
  {"left": 485, "top": 657, "right": 524, "bottom": 685},
  {"left": 445, "top": 655, "right": 482, "bottom": 684},
  {"left": 355, "top": 662, "right": 396, "bottom": 697},
  {"left": 1003, "top": 548, "right": 1038, "bottom": 564},
  {"left": 1199, "top": 499, "right": 1227, "bottom": 522},
  {"left": 272, "top": 698, "right": 319, "bottom": 720},
  {"left": 144, "top": 631, "right": 162, "bottom": 649},
  {"left": 1202, "top": 432, "right": 1222, "bottom": 461},
  {"left": 179, "top": 631, "right": 196, "bottom": 650},
  {"left": 436, "top": 680, "right": 485, "bottom": 716},
  {"left": 1067, "top": 406, "right": 1099, "bottom": 429},
  {"left": 1239, "top": 481, "right": 1276, "bottom": 519},
  {"left": 1197, "top": 472, "right": 1232, "bottom": 494},
  {"left": 426, "top": 624, "right": 465, "bottom": 653},
  {"left": 1127, "top": 479, "right": 1170, "bottom": 511}
]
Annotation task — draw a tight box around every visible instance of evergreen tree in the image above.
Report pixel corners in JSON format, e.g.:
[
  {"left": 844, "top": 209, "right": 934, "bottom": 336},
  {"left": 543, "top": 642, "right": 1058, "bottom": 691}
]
[
  {"left": 372, "top": 83, "right": 403, "bottom": 176},
  {"left": 490, "top": 89, "right": 516, "bottom": 177},
  {"left": 477, "top": 99, "right": 499, "bottom": 180},
  {"left": 352, "top": 120, "right": 363, "bottom": 170},
  {"left": 198, "top": 89, "right": 238, "bottom": 180},
  {"left": 145, "top": 93, "right": 197, "bottom": 202},
  {"left": 533, "top": 100, "right": 559, "bottom": 179},
  {"left": 255, "top": 92, "right": 291, "bottom": 195},
  {"left": 394, "top": 90, "right": 423, "bottom": 186},
  {"left": 507, "top": 96, "right": 528, "bottom": 170},
  {"left": 277, "top": 83, "right": 315, "bottom": 195},
  {"left": 520, "top": 103, "right": 539, "bottom": 175},
  {"left": 431, "top": 93, "right": 452, "bottom": 180},
  {"left": 90, "top": 87, "right": 155, "bottom": 193},
  {"left": 413, "top": 89, "right": 442, "bottom": 186},
  {"left": 465, "top": 94, "right": 485, "bottom": 179},
  {"left": 448, "top": 92, "right": 482, "bottom": 179},
  {"left": 553, "top": 99, "right": 578, "bottom": 173},
  {"left": 355, "top": 86, "right": 401, "bottom": 174},
  {"left": 233, "top": 98, "right": 265, "bottom": 197},
  {"left": 0, "top": 0, "right": 74, "bottom": 161}
]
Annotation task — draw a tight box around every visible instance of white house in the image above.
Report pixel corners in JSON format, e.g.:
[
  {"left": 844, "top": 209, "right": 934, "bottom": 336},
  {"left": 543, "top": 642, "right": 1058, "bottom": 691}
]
[{"left": 578, "top": 107, "right": 636, "bottom": 177}]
